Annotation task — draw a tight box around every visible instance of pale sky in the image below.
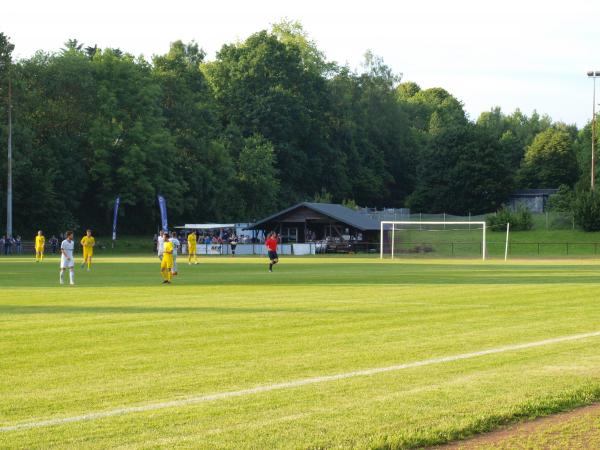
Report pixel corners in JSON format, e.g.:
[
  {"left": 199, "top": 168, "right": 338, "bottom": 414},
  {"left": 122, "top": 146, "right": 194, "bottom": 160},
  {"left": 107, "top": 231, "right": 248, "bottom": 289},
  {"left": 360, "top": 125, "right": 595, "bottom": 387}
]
[{"left": 3, "top": 0, "right": 599, "bottom": 127}]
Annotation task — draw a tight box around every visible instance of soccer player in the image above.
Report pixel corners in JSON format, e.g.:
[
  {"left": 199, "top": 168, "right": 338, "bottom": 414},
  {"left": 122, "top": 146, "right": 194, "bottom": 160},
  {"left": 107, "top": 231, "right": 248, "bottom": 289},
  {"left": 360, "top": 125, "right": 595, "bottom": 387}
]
[
  {"left": 187, "top": 230, "right": 198, "bottom": 264},
  {"left": 160, "top": 233, "right": 173, "bottom": 284},
  {"left": 35, "top": 230, "right": 45, "bottom": 262},
  {"left": 60, "top": 231, "right": 75, "bottom": 285},
  {"left": 230, "top": 234, "right": 238, "bottom": 257},
  {"left": 265, "top": 232, "right": 279, "bottom": 272},
  {"left": 170, "top": 231, "right": 180, "bottom": 276},
  {"left": 80, "top": 229, "right": 95, "bottom": 271},
  {"left": 157, "top": 230, "right": 165, "bottom": 261}
]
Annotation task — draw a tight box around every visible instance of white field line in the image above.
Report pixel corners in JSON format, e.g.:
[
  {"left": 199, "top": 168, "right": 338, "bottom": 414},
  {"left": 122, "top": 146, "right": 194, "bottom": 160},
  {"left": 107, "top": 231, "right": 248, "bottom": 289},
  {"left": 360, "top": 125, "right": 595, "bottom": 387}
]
[{"left": 2, "top": 330, "right": 600, "bottom": 433}]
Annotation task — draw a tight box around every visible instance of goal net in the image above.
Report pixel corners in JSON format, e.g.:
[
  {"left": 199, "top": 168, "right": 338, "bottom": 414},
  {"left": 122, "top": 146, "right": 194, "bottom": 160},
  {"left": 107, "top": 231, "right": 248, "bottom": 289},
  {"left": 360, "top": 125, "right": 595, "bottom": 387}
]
[{"left": 380, "top": 221, "right": 487, "bottom": 260}]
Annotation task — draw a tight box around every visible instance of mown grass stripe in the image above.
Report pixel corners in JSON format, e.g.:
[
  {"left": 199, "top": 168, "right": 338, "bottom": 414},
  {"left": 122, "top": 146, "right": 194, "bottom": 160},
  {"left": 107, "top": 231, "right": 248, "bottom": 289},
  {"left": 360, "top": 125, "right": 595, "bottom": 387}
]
[{"left": 2, "top": 330, "right": 599, "bottom": 433}]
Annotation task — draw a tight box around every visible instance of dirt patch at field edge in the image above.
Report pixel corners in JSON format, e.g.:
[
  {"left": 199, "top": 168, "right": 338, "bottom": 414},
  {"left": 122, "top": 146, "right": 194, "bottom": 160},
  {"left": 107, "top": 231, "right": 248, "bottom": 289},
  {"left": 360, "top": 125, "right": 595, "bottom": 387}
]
[{"left": 432, "top": 402, "right": 600, "bottom": 449}]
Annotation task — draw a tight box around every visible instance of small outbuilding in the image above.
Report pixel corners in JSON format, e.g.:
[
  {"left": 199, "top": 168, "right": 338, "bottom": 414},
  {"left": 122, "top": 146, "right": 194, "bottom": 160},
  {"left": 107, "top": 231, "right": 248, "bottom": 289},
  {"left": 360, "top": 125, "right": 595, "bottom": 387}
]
[
  {"left": 246, "top": 202, "right": 381, "bottom": 244},
  {"left": 509, "top": 189, "right": 558, "bottom": 213}
]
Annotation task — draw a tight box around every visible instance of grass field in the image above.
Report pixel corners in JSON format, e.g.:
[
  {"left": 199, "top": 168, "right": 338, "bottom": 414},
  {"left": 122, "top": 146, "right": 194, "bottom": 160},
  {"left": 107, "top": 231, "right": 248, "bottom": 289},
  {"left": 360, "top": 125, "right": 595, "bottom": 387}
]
[{"left": 2, "top": 255, "right": 600, "bottom": 448}]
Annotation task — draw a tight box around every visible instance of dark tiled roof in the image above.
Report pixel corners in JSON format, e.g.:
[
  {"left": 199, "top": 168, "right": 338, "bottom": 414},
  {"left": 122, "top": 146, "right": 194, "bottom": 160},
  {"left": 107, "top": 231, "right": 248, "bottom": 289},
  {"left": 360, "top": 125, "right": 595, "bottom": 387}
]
[
  {"left": 511, "top": 189, "right": 558, "bottom": 196},
  {"left": 247, "top": 202, "right": 381, "bottom": 231}
]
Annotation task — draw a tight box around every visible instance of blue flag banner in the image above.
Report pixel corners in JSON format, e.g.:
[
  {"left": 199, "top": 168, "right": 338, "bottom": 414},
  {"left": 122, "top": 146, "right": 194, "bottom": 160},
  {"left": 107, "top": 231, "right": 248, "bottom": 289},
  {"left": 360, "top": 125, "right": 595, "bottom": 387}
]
[
  {"left": 112, "top": 196, "right": 120, "bottom": 241},
  {"left": 157, "top": 195, "right": 168, "bottom": 232}
]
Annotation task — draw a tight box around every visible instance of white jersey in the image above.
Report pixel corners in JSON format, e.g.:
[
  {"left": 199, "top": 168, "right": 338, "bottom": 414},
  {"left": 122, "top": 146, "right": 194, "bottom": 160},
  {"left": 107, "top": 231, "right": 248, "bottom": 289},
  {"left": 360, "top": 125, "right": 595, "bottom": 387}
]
[
  {"left": 60, "top": 239, "right": 75, "bottom": 268},
  {"left": 157, "top": 236, "right": 165, "bottom": 255},
  {"left": 171, "top": 238, "right": 180, "bottom": 256}
]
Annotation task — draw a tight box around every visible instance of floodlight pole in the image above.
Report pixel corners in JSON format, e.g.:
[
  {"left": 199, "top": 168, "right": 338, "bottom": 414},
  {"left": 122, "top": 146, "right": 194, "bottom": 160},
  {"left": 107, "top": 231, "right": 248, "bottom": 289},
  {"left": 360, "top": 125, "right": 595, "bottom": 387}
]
[
  {"left": 588, "top": 71, "right": 600, "bottom": 190},
  {"left": 6, "top": 75, "right": 12, "bottom": 239}
]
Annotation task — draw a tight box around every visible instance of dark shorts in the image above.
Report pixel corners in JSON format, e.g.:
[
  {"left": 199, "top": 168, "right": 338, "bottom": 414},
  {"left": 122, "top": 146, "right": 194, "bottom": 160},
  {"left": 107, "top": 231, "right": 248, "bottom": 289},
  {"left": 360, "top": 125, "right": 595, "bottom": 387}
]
[{"left": 268, "top": 251, "right": 278, "bottom": 261}]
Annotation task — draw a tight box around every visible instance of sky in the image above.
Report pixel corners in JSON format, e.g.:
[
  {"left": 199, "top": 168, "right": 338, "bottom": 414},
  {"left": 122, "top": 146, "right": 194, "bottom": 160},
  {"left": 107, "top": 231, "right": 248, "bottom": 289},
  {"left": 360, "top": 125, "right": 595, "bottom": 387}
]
[{"left": 2, "top": 0, "right": 599, "bottom": 127}]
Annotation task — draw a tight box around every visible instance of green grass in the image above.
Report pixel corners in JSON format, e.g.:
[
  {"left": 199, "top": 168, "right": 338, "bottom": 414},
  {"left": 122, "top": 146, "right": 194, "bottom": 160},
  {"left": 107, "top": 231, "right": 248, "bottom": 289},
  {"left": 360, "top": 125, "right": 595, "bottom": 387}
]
[
  {"left": 1, "top": 256, "right": 600, "bottom": 448},
  {"left": 453, "top": 404, "right": 600, "bottom": 449},
  {"left": 471, "top": 409, "right": 600, "bottom": 449}
]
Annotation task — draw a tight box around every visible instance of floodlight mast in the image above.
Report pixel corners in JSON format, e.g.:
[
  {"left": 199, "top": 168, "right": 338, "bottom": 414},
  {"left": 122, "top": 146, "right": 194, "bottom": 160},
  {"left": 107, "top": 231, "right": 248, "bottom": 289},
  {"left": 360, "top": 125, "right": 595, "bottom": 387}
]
[
  {"left": 0, "top": 60, "right": 12, "bottom": 239},
  {"left": 6, "top": 75, "right": 12, "bottom": 239},
  {"left": 588, "top": 70, "right": 600, "bottom": 190}
]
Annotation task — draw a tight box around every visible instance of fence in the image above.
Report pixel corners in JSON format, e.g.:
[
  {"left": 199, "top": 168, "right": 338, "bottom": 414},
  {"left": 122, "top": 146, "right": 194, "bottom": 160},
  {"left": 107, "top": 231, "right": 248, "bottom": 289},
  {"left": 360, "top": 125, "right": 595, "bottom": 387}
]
[
  {"left": 359, "top": 210, "right": 576, "bottom": 231},
  {"left": 191, "top": 243, "right": 316, "bottom": 256}
]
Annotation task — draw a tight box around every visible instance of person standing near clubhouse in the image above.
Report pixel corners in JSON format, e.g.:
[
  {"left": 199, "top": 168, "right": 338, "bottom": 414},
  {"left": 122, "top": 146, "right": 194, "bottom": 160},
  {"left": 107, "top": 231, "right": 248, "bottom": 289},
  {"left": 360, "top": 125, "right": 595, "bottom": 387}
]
[
  {"left": 160, "top": 233, "right": 173, "bottom": 284},
  {"left": 35, "top": 230, "right": 45, "bottom": 262},
  {"left": 187, "top": 230, "right": 198, "bottom": 264},
  {"left": 265, "top": 232, "right": 279, "bottom": 272},
  {"left": 60, "top": 231, "right": 75, "bottom": 285},
  {"left": 80, "top": 229, "right": 95, "bottom": 271}
]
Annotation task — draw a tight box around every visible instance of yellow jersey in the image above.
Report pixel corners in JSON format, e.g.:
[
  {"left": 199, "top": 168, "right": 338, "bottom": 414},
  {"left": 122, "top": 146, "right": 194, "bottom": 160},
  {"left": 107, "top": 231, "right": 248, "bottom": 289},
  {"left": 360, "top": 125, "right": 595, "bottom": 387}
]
[
  {"left": 163, "top": 241, "right": 174, "bottom": 255},
  {"left": 80, "top": 236, "right": 95, "bottom": 248},
  {"left": 35, "top": 235, "right": 45, "bottom": 248},
  {"left": 187, "top": 233, "right": 197, "bottom": 246}
]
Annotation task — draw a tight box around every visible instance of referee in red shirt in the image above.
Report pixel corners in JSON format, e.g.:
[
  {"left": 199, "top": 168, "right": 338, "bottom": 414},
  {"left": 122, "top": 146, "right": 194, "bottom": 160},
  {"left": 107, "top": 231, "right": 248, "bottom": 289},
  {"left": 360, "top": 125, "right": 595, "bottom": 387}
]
[{"left": 265, "top": 232, "right": 279, "bottom": 272}]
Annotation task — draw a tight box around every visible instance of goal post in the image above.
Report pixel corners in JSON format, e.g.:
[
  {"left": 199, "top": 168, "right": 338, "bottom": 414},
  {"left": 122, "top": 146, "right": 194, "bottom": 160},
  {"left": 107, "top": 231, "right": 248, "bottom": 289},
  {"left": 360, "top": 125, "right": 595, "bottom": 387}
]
[{"left": 380, "top": 221, "right": 487, "bottom": 260}]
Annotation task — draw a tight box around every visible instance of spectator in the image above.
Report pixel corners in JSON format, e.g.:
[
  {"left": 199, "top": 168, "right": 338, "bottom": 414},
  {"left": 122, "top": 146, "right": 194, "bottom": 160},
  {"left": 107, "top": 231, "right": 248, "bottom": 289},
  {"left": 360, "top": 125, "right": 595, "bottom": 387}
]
[
  {"left": 50, "top": 235, "right": 58, "bottom": 254},
  {"left": 4, "top": 235, "right": 12, "bottom": 255},
  {"left": 15, "top": 235, "right": 22, "bottom": 254}
]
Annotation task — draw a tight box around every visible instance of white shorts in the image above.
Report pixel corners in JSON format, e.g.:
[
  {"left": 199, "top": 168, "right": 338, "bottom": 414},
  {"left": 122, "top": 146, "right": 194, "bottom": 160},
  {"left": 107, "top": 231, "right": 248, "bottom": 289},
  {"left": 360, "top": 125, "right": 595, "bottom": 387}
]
[{"left": 60, "top": 256, "right": 74, "bottom": 269}]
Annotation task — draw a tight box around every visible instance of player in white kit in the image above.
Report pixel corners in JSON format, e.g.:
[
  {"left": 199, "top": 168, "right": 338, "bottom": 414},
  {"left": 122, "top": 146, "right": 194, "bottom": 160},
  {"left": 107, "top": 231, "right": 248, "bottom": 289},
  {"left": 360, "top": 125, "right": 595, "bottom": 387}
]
[
  {"left": 157, "top": 230, "right": 165, "bottom": 261},
  {"left": 60, "top": 231, "right": 75, "bottom": 285}
]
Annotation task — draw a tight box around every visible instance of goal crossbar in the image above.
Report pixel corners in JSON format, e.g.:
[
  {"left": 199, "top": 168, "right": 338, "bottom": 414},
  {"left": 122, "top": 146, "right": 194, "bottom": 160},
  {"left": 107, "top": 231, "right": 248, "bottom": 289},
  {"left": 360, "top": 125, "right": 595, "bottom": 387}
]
[{"left": 379, "top": 221, "right": 487, "bottom": 260}]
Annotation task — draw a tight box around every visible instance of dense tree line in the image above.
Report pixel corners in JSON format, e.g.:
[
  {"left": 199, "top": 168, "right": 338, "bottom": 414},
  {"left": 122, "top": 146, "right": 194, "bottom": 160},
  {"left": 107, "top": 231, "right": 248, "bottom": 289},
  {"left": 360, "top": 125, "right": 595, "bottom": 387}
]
[{"left": 0, "top": 23, "right": 595, "bottom": 235}]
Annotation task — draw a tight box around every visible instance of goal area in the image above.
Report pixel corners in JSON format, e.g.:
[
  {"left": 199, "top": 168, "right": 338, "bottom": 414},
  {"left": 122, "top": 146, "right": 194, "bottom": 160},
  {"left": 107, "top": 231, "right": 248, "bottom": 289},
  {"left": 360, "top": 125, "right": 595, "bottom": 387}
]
[{"left": 380, "top": 221, "right": 487, "bottom": 260}]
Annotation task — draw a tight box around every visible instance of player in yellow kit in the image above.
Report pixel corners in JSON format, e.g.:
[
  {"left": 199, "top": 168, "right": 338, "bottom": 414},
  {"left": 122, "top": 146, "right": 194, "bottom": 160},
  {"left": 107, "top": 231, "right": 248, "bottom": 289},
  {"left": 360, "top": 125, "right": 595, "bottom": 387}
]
[
  {"left": 187, "top": 231, "right": 198, "bottom": 264},
  {"left": 35, "top": 230, "right": 45, "bottom": 262},
  {"left": 80, "top": 229, "right": 96, "bottom": 271},
  {"left": 160, "top": 234, "right": 174, "bottom": 284}
]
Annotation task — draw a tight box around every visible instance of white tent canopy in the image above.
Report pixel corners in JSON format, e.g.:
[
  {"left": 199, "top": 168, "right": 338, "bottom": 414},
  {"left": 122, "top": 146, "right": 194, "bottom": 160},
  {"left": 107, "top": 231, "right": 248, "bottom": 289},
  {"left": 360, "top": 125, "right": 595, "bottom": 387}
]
[{"left": 175, "top": 224, "right": 237, "bottom": 230}]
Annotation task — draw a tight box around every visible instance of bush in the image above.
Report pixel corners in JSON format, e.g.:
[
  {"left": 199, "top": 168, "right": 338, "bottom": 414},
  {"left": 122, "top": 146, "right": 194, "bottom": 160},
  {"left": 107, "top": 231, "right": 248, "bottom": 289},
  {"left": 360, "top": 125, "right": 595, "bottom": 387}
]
[
  {"left": 487, "top": 205, "right": 533, "bottom": 231},
  {"left": 573, "top": 189, "right": 600, "bottom": 231},
  {"left": 547, "top": 184, "right": 575, "bottom": 213}
]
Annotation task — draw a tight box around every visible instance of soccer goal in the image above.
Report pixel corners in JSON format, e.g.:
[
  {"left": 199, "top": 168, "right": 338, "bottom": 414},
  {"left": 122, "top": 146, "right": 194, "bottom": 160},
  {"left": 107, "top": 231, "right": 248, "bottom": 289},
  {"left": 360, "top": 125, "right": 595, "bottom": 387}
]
[{"left": 380, "top": 221, "right": 487, "bottom": 260}]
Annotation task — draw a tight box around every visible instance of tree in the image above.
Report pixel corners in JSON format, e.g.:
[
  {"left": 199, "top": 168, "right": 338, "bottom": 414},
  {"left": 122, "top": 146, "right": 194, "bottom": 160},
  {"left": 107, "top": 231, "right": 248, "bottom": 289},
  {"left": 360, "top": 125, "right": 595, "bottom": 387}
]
[
  {"left": 407, "top": 125, "right": 512, "bottom": 214},
  {"left": 85, "top": 49, "right": 185, "bottom": 232},
  {"left": 203, "top": 30, "right": 333, "bottom": 202},
  {"left": 573, "top": 188, "right": 600, "bottom": 231},
  {"left": 152, "top": 41, "right": 238, "bottom": 223},
  {"left": 237, "top": 134, "right": 279, "bottom": 219},
  {"left": 271, "top": 20, "right": 335, "bottom": 76},
  {"left": 62, "top": 38, "right": 84, "bottom": 53},
  {"left": 518, "top": 128, "right": 579, "bottom": 188}
]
